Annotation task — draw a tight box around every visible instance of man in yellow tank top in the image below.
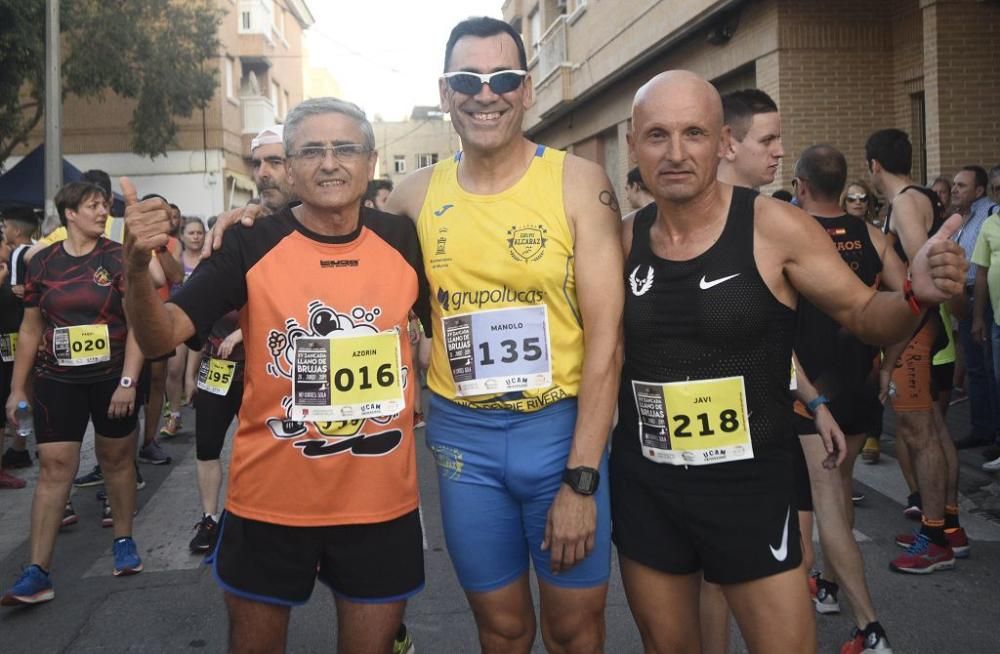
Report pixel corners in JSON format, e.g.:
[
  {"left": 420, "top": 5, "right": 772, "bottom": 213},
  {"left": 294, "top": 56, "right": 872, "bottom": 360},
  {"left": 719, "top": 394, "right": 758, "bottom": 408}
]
[{"left": 388, "top": 17, "right": 623, "bottom": 654}]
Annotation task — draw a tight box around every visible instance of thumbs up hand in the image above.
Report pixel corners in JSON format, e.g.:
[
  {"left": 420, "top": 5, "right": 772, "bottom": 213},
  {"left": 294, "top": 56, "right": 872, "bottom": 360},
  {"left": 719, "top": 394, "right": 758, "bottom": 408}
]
[
  {"left": 121, "top": 177, "right": 171, "bottom": 272},
  {"left": 910, "top": 213, "right": 969, "bottom": 306}
]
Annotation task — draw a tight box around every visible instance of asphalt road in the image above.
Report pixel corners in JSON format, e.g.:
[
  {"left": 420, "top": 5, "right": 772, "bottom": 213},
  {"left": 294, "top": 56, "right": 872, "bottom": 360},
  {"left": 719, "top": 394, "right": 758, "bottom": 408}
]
[{"left": 1, "top": 394, "right": 998, "bottom": 653}]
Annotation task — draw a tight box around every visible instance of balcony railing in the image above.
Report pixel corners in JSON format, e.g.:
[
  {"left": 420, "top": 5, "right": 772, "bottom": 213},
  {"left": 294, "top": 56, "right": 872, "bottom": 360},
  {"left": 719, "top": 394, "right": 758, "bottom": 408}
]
[
  {"left": 241, "top": 95, "right": 276, "bottom": 134},
  {"left": 536, "top": 15, "right": 568, "bottom": 83}
]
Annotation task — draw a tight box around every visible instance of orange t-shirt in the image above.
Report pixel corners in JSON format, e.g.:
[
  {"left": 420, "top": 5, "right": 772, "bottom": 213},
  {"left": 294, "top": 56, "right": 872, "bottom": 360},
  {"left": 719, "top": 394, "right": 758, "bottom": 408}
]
[{"left": 171, "top": 207, "right": 430, "bottom": 526}]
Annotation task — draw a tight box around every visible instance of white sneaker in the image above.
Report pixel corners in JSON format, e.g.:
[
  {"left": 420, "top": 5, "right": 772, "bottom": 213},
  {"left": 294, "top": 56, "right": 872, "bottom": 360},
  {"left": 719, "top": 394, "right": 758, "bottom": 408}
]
[{"left": 983, "top": 455, "right": 1000, "bottom": 472}]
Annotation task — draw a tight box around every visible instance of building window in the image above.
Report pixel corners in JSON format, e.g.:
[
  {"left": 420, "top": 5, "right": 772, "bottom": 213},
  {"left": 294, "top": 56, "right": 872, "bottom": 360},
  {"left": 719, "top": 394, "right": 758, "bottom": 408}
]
[
  {"left": 284, "top": 90, "right": 291, "bottom": 120},
  {"left": 224, "top": 56, "right": 235, "bottom": 99},
  {"left": 528, "top": 8, "right": 542, "bottom": 54},
  {"left": 274, "top": 6, "right": 285, "bottom": 36},
  {"left": 271, "top": 80, "right": 281, "bottom": 116},
  {"left": 417, "top": 153, "right": 439, "bottom": 168},
  {"left": 394, "top": 155, "right": 406, "bottom": 174},
  {"left": 238, "top": 0, "right": 274, "bottom": 34}
]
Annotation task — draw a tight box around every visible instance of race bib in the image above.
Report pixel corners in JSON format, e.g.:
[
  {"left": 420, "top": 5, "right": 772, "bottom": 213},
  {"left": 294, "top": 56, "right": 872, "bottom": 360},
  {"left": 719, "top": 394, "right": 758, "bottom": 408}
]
[
  {"left": 53, "top": 324, "right": 110, "bottom": 366},
  {"left": 0, "top": 332, "right": 16, "bottom": 363},
  {"left": 291, "top": 330, "right": 404, "bottom": 421},
  {"left": 441, "top": 305, "right": 552, "bottom": 397},
  {"left": 196, "top": 357, "right": 237, "bottom": 396},
  {"left": 633, "top": 376, "right": 754, "bottom": 466}
]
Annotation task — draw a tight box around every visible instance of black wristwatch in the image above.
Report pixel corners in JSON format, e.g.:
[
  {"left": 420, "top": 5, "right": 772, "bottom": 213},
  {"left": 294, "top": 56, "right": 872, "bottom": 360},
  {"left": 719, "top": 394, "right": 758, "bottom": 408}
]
[{"left": 562, "top": 466, "right": 600, "bottom": 496}]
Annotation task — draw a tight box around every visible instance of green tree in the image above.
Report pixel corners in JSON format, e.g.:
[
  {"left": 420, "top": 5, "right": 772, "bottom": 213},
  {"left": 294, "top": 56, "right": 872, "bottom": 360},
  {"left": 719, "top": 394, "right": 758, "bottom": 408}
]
[{"left": 0, "top": 0, "right": 222, "bottom": 168}]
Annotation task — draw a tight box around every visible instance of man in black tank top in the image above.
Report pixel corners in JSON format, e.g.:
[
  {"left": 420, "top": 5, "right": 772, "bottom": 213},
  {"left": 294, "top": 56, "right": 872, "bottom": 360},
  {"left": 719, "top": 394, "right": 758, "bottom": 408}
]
[
  {"left": 790, "top": 145, "right": 900, "bottom": 653},
  {"left": 866, "top": 129, "right": 970, "bottom": 574},
  {"left": 612, "top": 71, "right": 967, "bottom": 654}
]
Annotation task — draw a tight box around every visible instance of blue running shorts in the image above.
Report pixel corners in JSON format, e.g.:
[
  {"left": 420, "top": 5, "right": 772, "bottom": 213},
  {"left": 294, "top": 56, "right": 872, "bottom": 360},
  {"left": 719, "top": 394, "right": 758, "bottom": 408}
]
[{"left": 426, "top": 393, "right": 611, "bottom": 592}]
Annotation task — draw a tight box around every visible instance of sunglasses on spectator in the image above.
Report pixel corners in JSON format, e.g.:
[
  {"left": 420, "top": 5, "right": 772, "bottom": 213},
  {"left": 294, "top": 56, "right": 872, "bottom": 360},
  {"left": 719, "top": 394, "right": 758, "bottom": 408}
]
[
  {"left": 847, "top": 194, "right": 868, "bottom": 202},
  {"left": 441, "top": 70, "right": 528, "bottom": 95}
]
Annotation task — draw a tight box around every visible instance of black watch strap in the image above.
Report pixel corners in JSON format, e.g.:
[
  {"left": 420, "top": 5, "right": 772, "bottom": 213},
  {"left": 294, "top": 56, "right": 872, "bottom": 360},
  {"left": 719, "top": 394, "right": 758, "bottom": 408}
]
[{"left": 562, "top": 466, "right": 600, "bottom": 496}]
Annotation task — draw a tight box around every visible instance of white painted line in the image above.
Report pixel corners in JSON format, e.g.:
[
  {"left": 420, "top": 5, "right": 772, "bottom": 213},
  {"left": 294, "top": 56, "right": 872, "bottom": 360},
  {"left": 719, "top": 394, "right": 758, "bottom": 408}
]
[
  {"left": 853, "top": 453, "right": 1000, "bottom": 542},
  {"left": 84, "top": 424, "right": 234, "bottom": 577}
]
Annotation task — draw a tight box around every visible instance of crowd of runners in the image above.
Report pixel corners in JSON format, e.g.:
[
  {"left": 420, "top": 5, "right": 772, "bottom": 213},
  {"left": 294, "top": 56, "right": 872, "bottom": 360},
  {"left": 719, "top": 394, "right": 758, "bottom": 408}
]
[{"left": 4, "top": 14, "right": 999, "bottom": 654}]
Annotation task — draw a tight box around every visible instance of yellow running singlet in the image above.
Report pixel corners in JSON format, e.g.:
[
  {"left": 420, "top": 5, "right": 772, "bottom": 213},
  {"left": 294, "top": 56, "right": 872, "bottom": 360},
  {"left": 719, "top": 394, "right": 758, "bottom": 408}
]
[{"left": 418, "top": 145, "right": 583, "bottom": 412}]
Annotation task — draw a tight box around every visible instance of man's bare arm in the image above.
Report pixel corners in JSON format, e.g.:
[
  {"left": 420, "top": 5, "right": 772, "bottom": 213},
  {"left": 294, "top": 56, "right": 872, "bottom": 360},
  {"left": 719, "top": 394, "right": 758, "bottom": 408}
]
[
  {"left": 385, "top": 166, "right": 434, "bottom": 223},
  {"left": 120, "top": 178, "right": 197, "bottom": 356},
  {"left": 542, "top": 156, "right": 624, "bottom": 573},
  {"left": 763, "top": 200, "right": 965, "bottom": 345}
]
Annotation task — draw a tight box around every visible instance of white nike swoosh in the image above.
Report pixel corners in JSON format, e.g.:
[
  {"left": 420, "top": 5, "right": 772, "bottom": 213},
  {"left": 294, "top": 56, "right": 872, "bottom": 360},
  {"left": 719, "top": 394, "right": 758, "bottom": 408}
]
[
  {"left": 698, "top": 273, "right": 740, "bottom": 290},
  {"left": 770, "top": 507, "right": 791, "bottom": 562}
]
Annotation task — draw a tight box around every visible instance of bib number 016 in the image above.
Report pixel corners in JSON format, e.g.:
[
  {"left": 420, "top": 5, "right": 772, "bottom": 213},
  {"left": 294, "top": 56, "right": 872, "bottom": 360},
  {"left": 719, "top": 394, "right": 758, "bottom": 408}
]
[{"left": 332, "top": 363, "right": 395, "bottom": 392}]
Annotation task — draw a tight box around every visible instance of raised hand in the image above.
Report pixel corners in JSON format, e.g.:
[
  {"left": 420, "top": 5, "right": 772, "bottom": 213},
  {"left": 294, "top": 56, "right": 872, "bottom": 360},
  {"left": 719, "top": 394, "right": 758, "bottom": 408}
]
[
  {"left": 121, "top": 177, "right": 171, "bottom": 273},
  {"left": 910, "top": 213, "right": 968, "bottom": 306}
]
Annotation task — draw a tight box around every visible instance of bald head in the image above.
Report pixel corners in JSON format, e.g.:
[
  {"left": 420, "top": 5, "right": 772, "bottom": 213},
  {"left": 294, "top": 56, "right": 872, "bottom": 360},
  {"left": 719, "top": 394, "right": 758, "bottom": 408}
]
[
  {"left": 628, "top": 70, "right": 727, "bottom": 204},
  {"left": 631, "top": 70, "right": 724, "bottom": 134}
]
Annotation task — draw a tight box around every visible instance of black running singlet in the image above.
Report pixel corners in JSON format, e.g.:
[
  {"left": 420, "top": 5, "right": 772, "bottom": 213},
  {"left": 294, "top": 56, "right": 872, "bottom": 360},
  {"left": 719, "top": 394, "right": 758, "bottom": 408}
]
[
  {"left": 794, "top": 214, "right": 881, "bottom": 396},
  {"left": 612, "top": 187, "right": 797, "bottom": 488},
  {"left": 883, "top": 185, "right": 945, "bottom": 264}
]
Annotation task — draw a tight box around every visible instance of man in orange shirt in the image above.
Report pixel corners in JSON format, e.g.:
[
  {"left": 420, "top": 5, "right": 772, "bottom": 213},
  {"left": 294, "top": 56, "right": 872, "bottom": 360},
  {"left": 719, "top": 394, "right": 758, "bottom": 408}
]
[{"left": 122, "top": 98, "right": 430, "bottom": 653}]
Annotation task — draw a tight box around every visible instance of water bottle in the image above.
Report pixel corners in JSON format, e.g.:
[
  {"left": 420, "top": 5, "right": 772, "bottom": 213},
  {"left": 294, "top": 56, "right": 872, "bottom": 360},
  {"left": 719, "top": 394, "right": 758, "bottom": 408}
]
[{"left": 14, "top": 400, "right": 33, "bottom": 439}]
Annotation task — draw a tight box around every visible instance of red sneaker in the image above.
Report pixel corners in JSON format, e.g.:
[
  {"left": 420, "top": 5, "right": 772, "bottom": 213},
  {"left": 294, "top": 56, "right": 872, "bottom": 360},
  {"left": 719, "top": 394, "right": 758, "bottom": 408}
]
[
  {"left": 889, "top": 533, "right": 955, "bottom": 574},
  {"left": 895, "top": 527, "right": 969, "bottom": 558},
  {"left": 0, "top": 469, "right": 26, "bottom": 489}
]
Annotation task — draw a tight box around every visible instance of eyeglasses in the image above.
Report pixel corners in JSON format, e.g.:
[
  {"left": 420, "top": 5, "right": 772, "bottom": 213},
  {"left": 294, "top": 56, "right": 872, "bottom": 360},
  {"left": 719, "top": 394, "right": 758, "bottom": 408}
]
[
  {"left": 290, "top": 144, "right": 370, "bottom": 164},
  {"left": 846, "top": 194, "right": 868, "bottom": 202},
  {"left": 441, "top": 70, "right": 528, "bottom": 95}
]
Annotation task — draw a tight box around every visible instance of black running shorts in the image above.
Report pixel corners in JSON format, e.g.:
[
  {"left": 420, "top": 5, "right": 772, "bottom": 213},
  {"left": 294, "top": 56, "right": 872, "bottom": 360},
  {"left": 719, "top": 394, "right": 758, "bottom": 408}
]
[
  {"left": 791, "top": 437, "right": 813, "bottom": 512},
  {"left": 34, "top": 376, "right": 138, "bottom": 443},
  {"left": 193, "top": 375, "right": 243, "bottom": 461},
  {"left": 209, "top": 509, "right": 425, "bottom": 606},
  {"left": 611, "top": 461, "right": 802, "bottom": 584},
  {"left": 930, "top": 362, "right": 954, "bottom": 399}
]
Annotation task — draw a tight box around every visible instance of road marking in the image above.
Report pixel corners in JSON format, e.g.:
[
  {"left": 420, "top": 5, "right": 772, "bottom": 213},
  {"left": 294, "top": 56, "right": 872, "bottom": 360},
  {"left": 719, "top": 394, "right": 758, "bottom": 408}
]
[
  {"left": 84, "top": 426, "right": 234, "bottom": 578},
  {"left": 853, "top": 452, "right": 1000, "bottom": 542}
]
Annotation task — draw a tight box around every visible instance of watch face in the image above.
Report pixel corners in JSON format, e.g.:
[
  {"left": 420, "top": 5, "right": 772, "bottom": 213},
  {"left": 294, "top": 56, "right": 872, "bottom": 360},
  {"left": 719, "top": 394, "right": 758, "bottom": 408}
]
[{"left": 578, "top": 469, "right": 595, "bottom": 489}]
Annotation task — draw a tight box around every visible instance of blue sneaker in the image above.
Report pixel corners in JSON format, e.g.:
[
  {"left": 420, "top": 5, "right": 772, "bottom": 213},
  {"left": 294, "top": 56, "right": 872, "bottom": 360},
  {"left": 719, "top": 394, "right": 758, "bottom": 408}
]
[
  {"left": 112, "top": 537, "right": 144, "bottom": 576},
  {"left": 1, "top": 565, "right": 54, "bottom": 606}
]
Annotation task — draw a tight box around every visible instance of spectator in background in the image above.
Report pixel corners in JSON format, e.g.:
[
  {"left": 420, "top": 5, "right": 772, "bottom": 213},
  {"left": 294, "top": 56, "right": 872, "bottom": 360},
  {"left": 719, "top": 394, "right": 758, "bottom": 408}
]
[
  {"left": 841, "top": 179, "right": 881, "bottom": 228},
  {"left": 625, "top": 167, "right": 655, "bottom": 210},
  {"left": 989, "top": 166, "right": 1000, "bottom": 207},
  {"left": 363, "top": 178, "right": 394, "bottom": 211},
  {"left": 932, "top": 175, "right": 953, "bottom": 214},
  {"left": 971, "top": 207, "right": 1000, "bottom": 470},
  {"left": 952, "top": 165, "right": 999, "bottom": 449}
]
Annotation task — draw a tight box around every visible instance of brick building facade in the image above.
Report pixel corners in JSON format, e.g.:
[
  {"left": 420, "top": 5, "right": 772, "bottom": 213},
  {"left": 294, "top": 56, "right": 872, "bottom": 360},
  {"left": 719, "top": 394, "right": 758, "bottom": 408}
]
[
  {"left": 6, "top": 0, "right": 313, "bottom": 218},
  {"left": 503, "top": 0, "right": 1000, "bottom": 200}
]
